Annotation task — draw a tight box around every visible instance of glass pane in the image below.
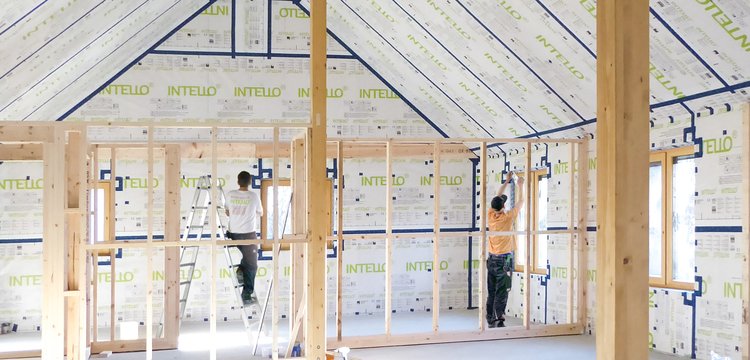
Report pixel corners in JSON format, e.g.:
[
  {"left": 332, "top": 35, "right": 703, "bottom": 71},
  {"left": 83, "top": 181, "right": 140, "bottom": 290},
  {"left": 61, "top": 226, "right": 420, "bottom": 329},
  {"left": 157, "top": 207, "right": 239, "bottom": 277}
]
[
  {"left": 536, "top": 176, "right": 548, "bottom": 270},
  {"left": 672, "top": 156, "right": 695, "bottom": 282},
  {"left": 89, "top": 188, "right": 106, "bottom": 242},
  {"left": 649, "top": 162, "right": 663, "bottom": 277},
  {"left": 265, "top": 185, "right": 293, "bottom": 240}
]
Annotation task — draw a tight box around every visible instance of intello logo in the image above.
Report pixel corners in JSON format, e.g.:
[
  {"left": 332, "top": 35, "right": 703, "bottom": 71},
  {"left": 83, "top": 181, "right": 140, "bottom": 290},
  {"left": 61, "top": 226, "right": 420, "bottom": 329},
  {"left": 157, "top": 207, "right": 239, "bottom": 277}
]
[
  {"left": 100, "top": 84, "right": 150, "bottom": 96},
  {"left": 0, "top": 178, "right": 43, "bottom": 190},
  {"left": 167, "top": 86, "right": 217, "bottom": 97},
  {"left": 704, "top": 136, "right": 732, "bottom": 154},
  {"left": 278, "top": 7, "right": 308, "bottom": 18},
  {"left": 234, "top": 86, "right": 282, "bottom": 98}
]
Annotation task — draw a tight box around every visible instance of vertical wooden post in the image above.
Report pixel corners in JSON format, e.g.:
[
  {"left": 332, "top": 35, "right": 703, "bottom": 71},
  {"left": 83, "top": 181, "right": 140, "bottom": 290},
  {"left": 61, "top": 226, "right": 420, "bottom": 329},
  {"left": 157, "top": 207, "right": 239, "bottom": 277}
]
[
  {"left": 567, "top": 143, "right": 575, "bottom": 323},
  {"left": 577, "top": 138, "right": 589, "bottom": 329},
  {"left": 272, "top": 127, "right": 280, "bottom": 359},
  {"left": 432, "top": 141, "right": 441, "bottom": 332},
  {"left": 91, "top": 146, "right": 99, "bottom": 343},
  {"left": 478, "top": 142, "right": 487, "bottom": 331},
  {"left": 741, "top": 103, "right": 750, "bottom": 360},
  {"left": 146, "top": 127, "right": 154, "bottom": 359},
  {"left": 523, "top": 143, "right": 532, "bottom": 329},
  {"left": 385, "top": 141, "right": 393, "bottom": 336},
  {"left": 163, "top": 145, "right": 181, "bottom": 345},
  {"left": 65, "top": 131, "right": 86, "bottom": 360},
  {"left": 209, "top": 127, "right": 218, "bottom": 360},
  {"left": 290, "top": 137, "right": 306, "bottom": 346},
  {"left": 336, "top": 141, "right": 344, "bottom": 340},
  {"left": 306, "top": 0, "right": 328, "bottom": 357},
  {"left": 42, "top": 126, "right": 65, "bottom": 359},
  {"left": 596, "top": 0, "right": 650, "bottom": 357},
  {"left": 109, "top": 147, "right": 116, "bottom": 342}
]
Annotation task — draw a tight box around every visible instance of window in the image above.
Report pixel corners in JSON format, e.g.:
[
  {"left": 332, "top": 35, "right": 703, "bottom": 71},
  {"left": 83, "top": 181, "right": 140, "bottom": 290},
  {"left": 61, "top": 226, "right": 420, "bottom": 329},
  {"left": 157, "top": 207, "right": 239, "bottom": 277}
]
[
  {"left": 259, "top": 178, "right": 334, "bottom": 250},
  {"left": 89, "top": 181, "right": 112, "bottom": 243},
  {"left": 514, "top": 169, "right": 548, "bottom": 273},
  {"left": 649, "top": 147, "right": 695, "bottom": 289}
]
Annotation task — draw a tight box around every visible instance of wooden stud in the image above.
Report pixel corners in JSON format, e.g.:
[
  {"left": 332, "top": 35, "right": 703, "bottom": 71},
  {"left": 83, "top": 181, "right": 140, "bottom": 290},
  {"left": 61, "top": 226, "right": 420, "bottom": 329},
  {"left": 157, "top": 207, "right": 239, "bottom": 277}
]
[
  {"left": 109, "top": 148, "right": 117, "bottom": 342},
  {"left": 337, "top": 141, "right": 345, "bottom": 340},
  {"left": 163, "top": 145, "right": 181, "bottom": 345},
  {"left": 291, "top": 137, "right": 306, "bottom": 346},
  {"left": 523, "top": 143, "right": 531, "bottom": 329},
  {"left": 209, "top": 127, "right": 218, "bottom": 360},
  {"left": 42, "top": 126, "right": 65, "bottom": 359},
  {"left": 145, "top": 127, "right": 154, "bottom": 359},
  {"left": 0, "top": 124, "right": 52, "bottom": 142},
  {"left": 567, "top": 143, "right": 575, "bottom": 323},
  {"left": 742, "top": 103, "right": 750, "bottom": 360},
  {"left": 272, "top": 127, "right": 280, "bottom": 359},
  {"left": 596, "top": 0, "right": 650, "bottom": 358},
  {"left": 0, "top": 143, "right": 43, "bottom": 160},
  {"left": 478, "top": 142, "right": 487, "bottom": 331},
  {"left": 385, "top": 140, "right": 393, "bottom": 336},
  {"left": 577, "top": 138, "right": 590, "bottom": 329},
  {"left": 306, "top": 0, "right": 328, "bottom": 357},
  {"left": 432, "top": 141, "right": 440, "bottom": 332}
]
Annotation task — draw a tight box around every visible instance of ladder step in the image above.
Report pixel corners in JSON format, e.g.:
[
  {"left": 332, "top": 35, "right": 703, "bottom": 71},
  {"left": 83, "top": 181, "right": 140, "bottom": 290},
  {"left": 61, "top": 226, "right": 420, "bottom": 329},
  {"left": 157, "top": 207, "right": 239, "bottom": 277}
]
[
  {"left": 180, "top": 299, "right": 187, "bottom": 303},
  {"left": 180, "top": 262, "right": 196, "bottom": 267},
  {"left": 189, "top": 225, "right": 204, "bottom": 229},
  {"left": 180, "top": 281, "right": 191, "bottom": 285}
]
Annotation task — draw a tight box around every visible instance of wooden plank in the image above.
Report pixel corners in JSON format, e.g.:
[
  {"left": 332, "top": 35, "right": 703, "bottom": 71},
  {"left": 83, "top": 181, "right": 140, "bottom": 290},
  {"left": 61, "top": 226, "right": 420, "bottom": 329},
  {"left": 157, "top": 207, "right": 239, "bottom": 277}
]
[
  {"left": 742, "top": 103, "right": 750, "bottom": 360},
  {"left": 385, "top": 141, "right": 393, "bottom": 336},
  {"left": 290, "top": 138, "right": 306, "bottom": 346},
  {"left": 145, "top": 127, "right": 154, "bottom": 359},
  {"left": 109, "top": 147, "right": 117, "bottom": 342},
  {"left": 337, "top": 141, "right": 344, "bottom": 341},
  {"left": 0, "top": 124, "right": 52, "bottom": 142},
  {"left": 567, "top": 143, "right": 575, "bottom": 323},
  {"left": 209, "top": 128, "right": 218, "bottom": 360},
  {"left": 0, "top": 143, "right": 43, "bottom": 160},
  {"left": 42, "top": 126, "right": 66, "bottom": 359},
  {"left": 326, "top": 323, "right": 583, "bottom": 350},
  {"left": 478, "top": 142, "right": 487, "bottom": 331},
  {"left": 163, "top": 145, "right": 181, "bottom": 346},
  {"left": 432, "top": 141, "right": 440, "bottom": 332},
  {"left": 0, "top": 350, "right": 42, "bottom": 359},
  {"left": 523, "top": 143, "right": 531, "bottom": 329},
  {"left": 90, "top": 338, "right": 174, "bottom": 353},
  {"left": 272, "top": 127, "right": 280, "bottom": 360},
  {"left": 596, "top": 0, "right": 650, "bottom": 358},
  {"left": 577, "top": 138, "right": 590, "bottom": 329},
  {"left": 306, "top": 0, "right": 328, "bottom": 357}
]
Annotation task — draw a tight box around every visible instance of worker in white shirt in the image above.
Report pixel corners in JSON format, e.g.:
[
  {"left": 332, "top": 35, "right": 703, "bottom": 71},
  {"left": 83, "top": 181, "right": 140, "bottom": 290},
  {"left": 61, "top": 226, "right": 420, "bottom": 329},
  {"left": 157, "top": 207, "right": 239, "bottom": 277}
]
[{"left": 225, "top": 171, "right": 263, "bottom": 305}]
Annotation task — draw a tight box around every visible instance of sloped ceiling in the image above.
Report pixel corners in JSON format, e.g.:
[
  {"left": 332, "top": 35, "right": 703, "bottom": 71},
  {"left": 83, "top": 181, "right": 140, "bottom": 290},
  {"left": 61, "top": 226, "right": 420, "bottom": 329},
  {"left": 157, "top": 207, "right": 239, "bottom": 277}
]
[
  {"left": 0, "top": 0, "right": 212, "bottom": 121},
  {"left": 298, "top": 0, "right": 750, "bottom": 140}
]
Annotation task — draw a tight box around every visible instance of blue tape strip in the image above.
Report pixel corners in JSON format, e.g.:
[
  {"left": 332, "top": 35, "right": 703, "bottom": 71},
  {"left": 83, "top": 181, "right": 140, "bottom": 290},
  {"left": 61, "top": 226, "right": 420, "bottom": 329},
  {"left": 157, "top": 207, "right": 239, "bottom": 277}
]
[
  {"left": 293, "top": 1, "right": 448, "bottom": 138},
  {"left": 1, "top": 0, "right": 151, "bottom": 113},
  {"left": 266, "top": 0, "right": 272, "bottom": 56},
  {"left": 393, "top": 0, "right": 538, "bottom": 135},
  {"left": 336, "top": 0, "right": 494, "bottom": 137},
  {"left": 57, "top": 0, "right": 217, "bottom": 121},
  {"left": 456, "top": 0, "right": 586, "bottom": 122},
  {"left": 535, "top": 0, "right": 596, "bottom": 59},
  {"left": 149, "top": 49, "right": 357, "bottom": 59},
  {"left": 695, "top": 226, "right": 742, "bottom": 233},
  {"left": 649, "top": 8, "right": 730, "bottom": 90},
  {"left": 0, "top": 0, "right": 107, "bottom": 80},
  {"left": 231, "top": 0, "right": 236, "bottom": 57},
  {"left": 0, "top": 1, "right": 49, "bottom": 38}
]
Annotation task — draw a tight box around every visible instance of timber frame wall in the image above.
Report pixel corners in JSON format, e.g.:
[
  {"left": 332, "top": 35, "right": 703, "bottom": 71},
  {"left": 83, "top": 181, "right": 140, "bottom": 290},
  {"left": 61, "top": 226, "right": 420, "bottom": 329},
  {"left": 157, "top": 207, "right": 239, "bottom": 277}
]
[{"left": 0, "top": 122, "right": 589, "bottom": 359}]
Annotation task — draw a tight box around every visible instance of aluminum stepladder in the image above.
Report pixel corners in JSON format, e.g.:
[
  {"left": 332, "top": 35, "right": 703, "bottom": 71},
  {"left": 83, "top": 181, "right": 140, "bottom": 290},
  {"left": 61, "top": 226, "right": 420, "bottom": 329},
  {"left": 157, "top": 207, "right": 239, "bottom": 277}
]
[{"left": 159, "top": 175, "right": 273, "bottom": 356}]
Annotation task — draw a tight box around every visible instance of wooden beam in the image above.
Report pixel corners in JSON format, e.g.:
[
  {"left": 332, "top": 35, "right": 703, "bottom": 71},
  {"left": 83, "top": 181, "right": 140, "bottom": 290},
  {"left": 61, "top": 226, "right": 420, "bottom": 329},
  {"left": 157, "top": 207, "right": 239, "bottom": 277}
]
[
  {"left": 163, "top": 145, "right": 181, "bottom": 346},
  {"left": 272, "top": 127, "right": 280, "bottom": 360},
  {"left": 290, "top": 138, "right": 306, "bottom": 346},
  {"left": 523, "top": 143, "right": 531, "bottom": 329},
  {"left": 337, "top": 141, "right": 345, "bottom": 340},
  {"left": 432, "top": 141, "right": 440, "bottom": 332},
  {"left": 0, "top": 143, "right": 43, "bottom": 160},
  {"left": 145, "top": 127, "right": 154, "bottom": 359},
  {"left": 577, "top": 138, "right": 590, "bottom": 329},
  {"left": 306, "top": 0, "right": 328, "bottom": 356},
  {"left": 596, "top": 0, "right": 650, "bottom": 358},
  {"left": 567, "top": 143, "right": 575, "bottom": 323},
  {"left": 42, "top": 127, "right": 65, "bottom": 359},
  {"left": 209, "top": 128, "right": 218, "bottom": 360},
  {"left": 478, "top": 142, "right": 487, "bottom": 331},
  {"left": 0, "top": 124, "right": 52, "bottom": 142},
  {"left": 742, "top": 103, "right": 750, "bottom": 360},
  {"left": 385, "top": 141, "right": 393, "bottom": 336}
]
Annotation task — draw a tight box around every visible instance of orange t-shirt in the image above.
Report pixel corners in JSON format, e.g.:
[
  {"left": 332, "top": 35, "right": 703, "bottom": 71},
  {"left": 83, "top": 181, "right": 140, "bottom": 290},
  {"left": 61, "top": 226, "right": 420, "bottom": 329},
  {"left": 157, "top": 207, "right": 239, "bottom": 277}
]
[{"left": 487, "top": 207, "right": 520, "bottom": 255}]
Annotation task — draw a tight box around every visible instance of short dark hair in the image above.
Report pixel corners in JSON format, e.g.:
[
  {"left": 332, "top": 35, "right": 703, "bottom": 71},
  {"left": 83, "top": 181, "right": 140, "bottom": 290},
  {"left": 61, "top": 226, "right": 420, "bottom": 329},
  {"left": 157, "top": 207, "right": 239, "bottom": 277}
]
[
  {"left": 491, "top": 195, "right": 507, "bottom": 211},
  {"left": 238, "top": 171, "right": 251, "bottom": 187}
]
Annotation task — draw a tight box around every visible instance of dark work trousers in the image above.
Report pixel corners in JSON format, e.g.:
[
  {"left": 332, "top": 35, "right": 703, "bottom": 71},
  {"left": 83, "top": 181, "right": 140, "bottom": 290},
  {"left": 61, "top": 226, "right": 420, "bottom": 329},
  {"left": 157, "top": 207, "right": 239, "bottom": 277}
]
[
  {"left": 486, "top": 253, "right": 513, "bottom": 325},
  {"left": 230, "top": 232, "right": 258, "bottom": 298}
]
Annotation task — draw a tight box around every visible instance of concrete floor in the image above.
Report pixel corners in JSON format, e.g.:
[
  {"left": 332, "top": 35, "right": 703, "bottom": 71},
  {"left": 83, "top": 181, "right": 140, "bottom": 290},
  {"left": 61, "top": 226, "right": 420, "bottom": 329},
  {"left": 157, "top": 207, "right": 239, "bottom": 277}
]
[{"left": 0, "top": 310, "right": 685, "bottom": 359}]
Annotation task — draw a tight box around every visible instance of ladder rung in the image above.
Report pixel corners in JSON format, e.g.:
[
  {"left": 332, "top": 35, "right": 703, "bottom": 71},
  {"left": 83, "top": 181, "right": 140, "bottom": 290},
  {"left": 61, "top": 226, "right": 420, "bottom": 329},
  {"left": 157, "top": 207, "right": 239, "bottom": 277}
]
[
  {"left": 180, "top": 299, "right": 187, "bottom": 303},
  {"left": 189, "top": 225, "right": 204, "bottom": 229},
  {"left": 180, "top": 281, "right": 191, "bottom": 285},
  {"left": 180, "top": 262, "right": 196, "bottom": 267},
  {"left": 193, "top": 206, "right": 208, "bottom": 210}
]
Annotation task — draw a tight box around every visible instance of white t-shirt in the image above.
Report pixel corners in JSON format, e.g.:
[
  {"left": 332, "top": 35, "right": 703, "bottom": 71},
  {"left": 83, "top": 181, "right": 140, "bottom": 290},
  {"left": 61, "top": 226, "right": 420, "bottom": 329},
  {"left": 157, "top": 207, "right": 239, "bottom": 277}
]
[{"left": 226, "top": 189, "right": 263, "bottom": 234}]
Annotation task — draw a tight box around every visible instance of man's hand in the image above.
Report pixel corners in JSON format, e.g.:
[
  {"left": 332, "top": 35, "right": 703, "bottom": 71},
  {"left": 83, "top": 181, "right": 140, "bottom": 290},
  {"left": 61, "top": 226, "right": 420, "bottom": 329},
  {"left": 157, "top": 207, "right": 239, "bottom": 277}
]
[{"left": 505, "top": 172, "right": 514, "bottom": 184}]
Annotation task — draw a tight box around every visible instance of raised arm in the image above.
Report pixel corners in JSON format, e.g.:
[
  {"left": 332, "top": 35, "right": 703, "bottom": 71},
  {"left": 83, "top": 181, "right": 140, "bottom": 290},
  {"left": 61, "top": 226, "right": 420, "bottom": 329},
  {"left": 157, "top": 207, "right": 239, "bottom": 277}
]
[
  {"left": 496, "top": 171, "right": 513, "bottom": 197},
  {"left": 514, "top": 176, "right": 526, "bottom": 210}
]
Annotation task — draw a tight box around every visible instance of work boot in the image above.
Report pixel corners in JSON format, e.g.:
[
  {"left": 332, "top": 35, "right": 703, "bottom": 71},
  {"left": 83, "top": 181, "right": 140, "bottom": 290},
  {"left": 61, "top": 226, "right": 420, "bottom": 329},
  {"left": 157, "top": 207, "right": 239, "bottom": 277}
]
[
  {"left": 488, "top": 320, "right": 497, "bottom": 328},
  {"left": 235, "top": 267, "right": 244, "bottom": 284}
]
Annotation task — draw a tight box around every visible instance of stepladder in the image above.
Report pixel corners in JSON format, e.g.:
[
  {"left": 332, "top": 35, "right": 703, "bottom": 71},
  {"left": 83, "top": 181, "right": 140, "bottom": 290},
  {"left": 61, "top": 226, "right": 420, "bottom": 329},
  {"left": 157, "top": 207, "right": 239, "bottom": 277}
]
[{"left": 159, "top": 175, "right": 273, "bottom": 355}]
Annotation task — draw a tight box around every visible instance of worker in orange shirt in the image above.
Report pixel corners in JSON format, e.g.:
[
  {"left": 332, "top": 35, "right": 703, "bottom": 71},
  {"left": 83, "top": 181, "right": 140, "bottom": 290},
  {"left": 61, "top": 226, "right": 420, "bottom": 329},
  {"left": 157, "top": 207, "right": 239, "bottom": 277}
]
[{"left": 486, "top": 172, "right": 525, "bottom": 328}]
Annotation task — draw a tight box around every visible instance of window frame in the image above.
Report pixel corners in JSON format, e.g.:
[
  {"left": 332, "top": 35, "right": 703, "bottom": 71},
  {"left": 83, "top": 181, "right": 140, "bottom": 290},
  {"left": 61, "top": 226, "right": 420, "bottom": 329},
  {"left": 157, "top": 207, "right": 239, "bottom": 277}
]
[
  {"left": 259, "top": 178, "right": 334, "bottom": 251},
  {"left": 513, "top": 168, "right": 548, "bottom": 274},
  {"left": 90, "top": 180, "right": 113, "bottom": 255},
  {"left": 649, "top": 146, "right": 695, "bottom": 291}
]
